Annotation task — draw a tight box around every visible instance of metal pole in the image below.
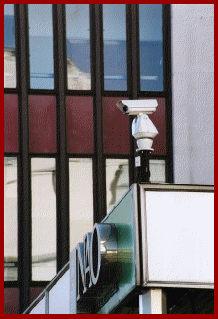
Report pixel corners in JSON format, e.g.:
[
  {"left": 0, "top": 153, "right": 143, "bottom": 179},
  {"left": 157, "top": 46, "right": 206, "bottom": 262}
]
[
  {"left": 139, "top": 289, "right": 167, "bottom": 314},
  {"left": 137, "top": 150, "right": 151, "bottom": 183},
  {"left": 70, "top": 249, "right": 77, "bottom": 314}
]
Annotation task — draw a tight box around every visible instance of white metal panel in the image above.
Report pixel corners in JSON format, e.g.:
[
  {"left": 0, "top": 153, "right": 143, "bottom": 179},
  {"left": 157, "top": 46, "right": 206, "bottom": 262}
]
[
  {"left": 144, "top": 191, "right": 214, "bottom": 285},
  {"left": 49, "top": 270, "right": 70, "bottom": 314},
  {"left": 171, "top": 4, "right": 214, "bottom": 185}
]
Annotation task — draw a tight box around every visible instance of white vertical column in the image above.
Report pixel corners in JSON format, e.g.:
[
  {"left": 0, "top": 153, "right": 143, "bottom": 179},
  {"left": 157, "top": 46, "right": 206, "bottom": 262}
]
[
  {"left": 70, "top": 249, "right": 77, "bottom": 314},
  {"left": 139, "top": 289, "right": 167, "bottom": 314},
  {"left": 172, "top": 4, "right": 214, "bottom": 185}
]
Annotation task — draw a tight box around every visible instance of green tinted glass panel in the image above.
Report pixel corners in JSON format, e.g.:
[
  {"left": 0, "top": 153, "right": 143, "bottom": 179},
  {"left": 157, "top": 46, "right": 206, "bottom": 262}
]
[{"left": 98, "top": 186, "right": 138, "bottom": 314}]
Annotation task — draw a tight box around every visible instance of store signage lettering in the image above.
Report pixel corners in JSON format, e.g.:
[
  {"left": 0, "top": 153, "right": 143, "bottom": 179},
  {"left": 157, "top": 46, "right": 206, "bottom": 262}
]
[
  {"left": 76, "top": 224, "right": 100, "bottom": 300},
  {"left": 76, "top": 223, "right": 118, "bottom": 301}
]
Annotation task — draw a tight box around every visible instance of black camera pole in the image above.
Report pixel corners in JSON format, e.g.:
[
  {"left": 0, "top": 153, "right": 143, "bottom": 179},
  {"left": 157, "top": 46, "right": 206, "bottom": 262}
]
[{"left": 136, "top": 150, "right": 151, "bottom": 183}]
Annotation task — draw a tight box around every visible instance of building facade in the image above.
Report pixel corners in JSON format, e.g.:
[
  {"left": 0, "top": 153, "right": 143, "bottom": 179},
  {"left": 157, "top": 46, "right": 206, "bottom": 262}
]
[{"left": 4, "top": 4, "right": 214, "bottom": 314}]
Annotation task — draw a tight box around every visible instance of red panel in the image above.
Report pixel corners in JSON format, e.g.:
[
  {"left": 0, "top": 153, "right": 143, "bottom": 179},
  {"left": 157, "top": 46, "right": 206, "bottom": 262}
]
[
  {"left": 30, "top": 287, "right": 45, "bottom": 303},
  {"left": 29, "top": 95, "right": 56, "bottom": 153},
  {"left": 4, "top": 288, "right": 19, "bottom": 314},
  {"left": 66, "top": 96, "right": 94, "bottom": 154},
  {"left": 4, "top": 94, "right": 18, "bottom": 153},
  {"left": 103, "top": 97, "right": 130, "bottom": 154},
  {"left": 141, "top": 98, "right": 166, "bottom": 155}
]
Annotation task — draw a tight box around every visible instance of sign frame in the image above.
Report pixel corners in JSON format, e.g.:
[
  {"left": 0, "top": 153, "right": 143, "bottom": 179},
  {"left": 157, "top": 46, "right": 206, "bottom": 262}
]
[{"left": 139, "top": 183, "right": 214, "bottom": 290}]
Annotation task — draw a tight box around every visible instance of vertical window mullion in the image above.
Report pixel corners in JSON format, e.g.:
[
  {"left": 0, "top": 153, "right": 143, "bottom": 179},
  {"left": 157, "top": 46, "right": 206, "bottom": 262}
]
[
  {"left": 130, "top": 4, "right": 139, "bottom": 99},
  {"left": 53, "top": 4, "right": 69, "bottom": 273},
  {"left": 16, "top": 4, "right": 31, "bottom": 313},
  {"left": 92, "top": 4, "right": 106, "bottom": 223},
  {"left": 126, "top": 5, "right": 134, "bottom": 186},
  {"left": 127, "top": 4, "right": 140, "bottom": 185},
  {"left": 163, "top": 5, "right": 173, "bottom": 183}
]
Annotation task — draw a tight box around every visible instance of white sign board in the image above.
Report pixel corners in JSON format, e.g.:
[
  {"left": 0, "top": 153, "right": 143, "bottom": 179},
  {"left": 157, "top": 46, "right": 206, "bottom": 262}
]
[{"left": 140, "top": 184, "right": 214, "bottom": 288}]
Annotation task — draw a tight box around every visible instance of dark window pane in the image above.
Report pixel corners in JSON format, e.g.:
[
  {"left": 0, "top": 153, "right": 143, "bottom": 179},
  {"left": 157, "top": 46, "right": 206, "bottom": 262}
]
[
  {"left": 4, "top": 288, "right": 19, "bottom": 314},
  {"left": 66, "top": 96, "right": 94, "bottom": 154},
  {"left": 4, "top": 94, "right": 18, "bottom": 153},
  {"left": 29, "top": 95, "right": 56, "bottom": 153},
  {"left": 103, "top": 4, "right": 127, "bottom": 91},
  {"left": 103, "top": 97, "right": 130, "bottom": 154},
  {"left": 141, "top": 98, "right": 166, "bottom": 155},
  {"left": 31, "top": 158, "right": 56, "bottom": 281},
  {"left": 4, "top": 157, "right": 18, "bottom": 281},
  {"left": 30, "top": 287, "right": 45, "bottom": 303},
  {"left": 4, "top": 4, "right": 16, "bottom": 88},
  {"left": 139, "top": 4, "right": 163, "bottom": 91},
  {"left": 69, "top": 158, "right": 93, "bottom": 252},
  {"left": 106, "top": 159, "right": 129, "bottom": 213},
  {"left": 28, "top": 4, "right": 54, "bottom": 89},
  {"left": 66, "top": 4, "right": 91, "bottom": 90}
]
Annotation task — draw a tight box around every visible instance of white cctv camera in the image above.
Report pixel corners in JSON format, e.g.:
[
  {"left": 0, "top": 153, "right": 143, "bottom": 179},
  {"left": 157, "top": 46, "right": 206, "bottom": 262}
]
[
  {"left": 116, "top": 99, "right": 158, "bottom": 116},
  {"left": 116, "top": 99, "right": 159, "bottom": 152}
]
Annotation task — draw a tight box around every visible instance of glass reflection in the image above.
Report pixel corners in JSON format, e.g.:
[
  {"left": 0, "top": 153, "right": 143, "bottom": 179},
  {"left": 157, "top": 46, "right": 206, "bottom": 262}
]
[
  {"left": 66, "top": 4, "right": 91, "bottom": 90},
  {"left": 69, "top": 158, "right": 93, "bottom": 252},
  {"left": 106, "top": 159, "right": 129, "bottom": 213},
  {"left": 139, "top": 4, "right": 163, "bottom": 91},
  {"left": 103, "top": 4, "right": 127, "bottom": 91},
  {"left": 28, "top": 4, "right": 54, "bottom": 89},
  {"left": 150, "top": 159, "right": 166, "bottom": 183},
  {"left": 4, "top": 4, "right": 16, "bottom": 88},
  {"left": 4, "top": 157, "right": 18, "bottom": 281},
  {"left": 31, "top": 158, "right": 56, "bottom": 281}
]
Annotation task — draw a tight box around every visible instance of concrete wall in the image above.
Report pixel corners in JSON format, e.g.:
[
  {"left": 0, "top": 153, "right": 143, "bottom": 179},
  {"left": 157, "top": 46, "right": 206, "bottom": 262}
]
[{"left": 171, "top": 4, "right": 214, "bottom": 185}]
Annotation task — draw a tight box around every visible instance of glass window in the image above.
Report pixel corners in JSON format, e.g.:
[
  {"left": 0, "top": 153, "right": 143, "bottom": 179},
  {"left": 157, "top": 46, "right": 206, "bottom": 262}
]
[
  {"left": 4, "top": 288, "right": 19, "bottom": 314},
  {"left": 30, "top": 287, "right": 44, "bottom": 304},
  {"left": 4, "top": 4, "right": 16, "bottom": 88},
  {"left": 66, "top": 96, "right": 94, "bottom": 154},
  {"left": 31, "top": 158, "right": 56, "bottom": 281},
  {"left": 150, "top": 159, "right": 166, "bottom": 183},
  {"left": 28, "top": 4, "right": 54, "bottom": 89},
  {"left": 139, "top": 4, "right": 163, "bottom": 91},
  {"left": 29, "top": 95, "right": 56, "bottom": 154},
  {"left": 69, "top": 158, "right": 93, "bottom": 252},
  {"left": 66, "top": 4, "right": 91, "bottom": 90},
  {"left": 4, "top": 94, "right": 19, "bottom": 153},
  {"left": 106, "top": 159, "right": 129, "bottom": 213},
  {"left": 103, "top": 97, "right": 130, "bottom": 155},
  {"left": 103, "top": 4, "right": 127, "bottom": 91},
  {"left": 4, "top": 157, "right": 18, "bottom": 281}
]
